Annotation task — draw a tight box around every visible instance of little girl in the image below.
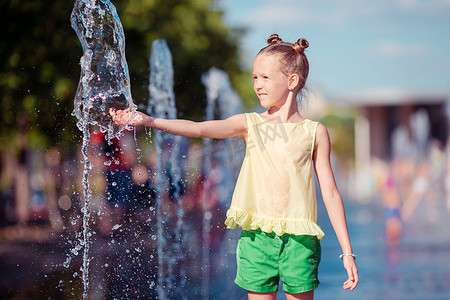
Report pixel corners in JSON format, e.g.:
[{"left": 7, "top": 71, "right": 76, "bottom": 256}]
[{"left": 111, "top": 34, "right": 358, "bottom": 300}]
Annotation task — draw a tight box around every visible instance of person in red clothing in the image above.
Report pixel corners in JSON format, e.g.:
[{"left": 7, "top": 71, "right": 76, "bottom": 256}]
[{"left": 93, "top": 130, "right": 134, "bottom": 235}]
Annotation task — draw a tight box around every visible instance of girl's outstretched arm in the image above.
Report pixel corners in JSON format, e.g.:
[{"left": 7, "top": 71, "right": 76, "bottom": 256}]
[
  {"left": 313, "top": 123, "right": 359, "bottom": 291},
  {"left": 110, "top": 108, "right": 247, "bottom": 139}
]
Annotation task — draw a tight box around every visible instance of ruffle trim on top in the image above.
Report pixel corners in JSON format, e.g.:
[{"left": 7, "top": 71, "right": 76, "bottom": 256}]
[{"left": 225, "top": 207, "right": 325, "bottom": 240}]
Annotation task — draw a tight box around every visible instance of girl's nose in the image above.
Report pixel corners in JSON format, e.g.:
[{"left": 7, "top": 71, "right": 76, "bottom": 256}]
[{"left": 254, "top": 79, "right": 262, "bottom": 90}]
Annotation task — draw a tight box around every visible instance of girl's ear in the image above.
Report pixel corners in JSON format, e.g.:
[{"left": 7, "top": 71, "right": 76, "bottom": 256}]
[{"left": 288, "top": 73, "right": 300, "bottom": 91}]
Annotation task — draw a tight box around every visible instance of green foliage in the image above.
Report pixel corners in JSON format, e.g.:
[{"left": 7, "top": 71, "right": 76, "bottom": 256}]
[
  {"left": 0, "top": 0, "right": 251, "bottom": 151},
  {"left": 1, "top": 1, "right": 81, "bottom": 151},
  {"left": 116, "top": 0, "right": 251, "bottom": 119},
  {"left": 320, "top": 112, "right": 356, "bottom": 162}
]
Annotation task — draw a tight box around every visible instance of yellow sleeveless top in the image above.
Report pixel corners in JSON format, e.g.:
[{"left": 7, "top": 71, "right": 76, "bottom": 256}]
[{"left": 225, "top": 112, "right": 325, "bottom": 239}]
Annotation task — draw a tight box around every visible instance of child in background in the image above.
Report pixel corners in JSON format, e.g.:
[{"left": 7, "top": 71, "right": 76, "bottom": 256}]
[{"left": 111, "top": 34, "right": 358, "bottom": 300}]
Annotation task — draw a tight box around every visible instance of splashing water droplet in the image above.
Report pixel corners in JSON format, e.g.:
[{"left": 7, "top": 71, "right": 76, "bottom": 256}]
[
  {"left": 63, "top": 257, "right": 72, "bottom": 268},
  {"left": 112, "top": 224, "right": 122, "bottom": 230}
]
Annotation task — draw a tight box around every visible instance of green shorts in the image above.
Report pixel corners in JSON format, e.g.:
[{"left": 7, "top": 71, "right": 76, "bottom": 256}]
[{"left": 235, "top": 229, "right": 321, "bottom": 294}]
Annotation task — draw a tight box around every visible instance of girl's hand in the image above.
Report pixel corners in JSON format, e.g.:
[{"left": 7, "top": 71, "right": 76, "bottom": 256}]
[
  {"left": 342, "top": 256, "right": 359, "bottom": 291},
  {"left": 109, "top": 108, "right": 151, "bottom": 127}
]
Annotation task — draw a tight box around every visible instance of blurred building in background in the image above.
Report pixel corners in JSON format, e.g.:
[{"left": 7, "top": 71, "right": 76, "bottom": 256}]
[{"left": 350, "top": 92, "right": 448, "bottom": 160}]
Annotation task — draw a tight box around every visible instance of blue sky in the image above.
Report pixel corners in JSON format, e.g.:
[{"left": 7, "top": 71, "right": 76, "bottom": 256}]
[{"left": 219, "top": 0, "right": 450, "bottom": 99}]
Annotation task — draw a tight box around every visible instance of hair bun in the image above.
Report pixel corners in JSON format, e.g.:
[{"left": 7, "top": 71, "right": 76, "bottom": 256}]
[
  {"left": 267, "top": 34, "right": 283, "bottom": 45},
  {"left": 293, "top": 38, "right": 309, "bottom": 54}
]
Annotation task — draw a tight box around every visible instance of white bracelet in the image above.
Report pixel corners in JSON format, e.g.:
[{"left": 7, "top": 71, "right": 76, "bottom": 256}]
[{"left": 339, "top": 253, "right": 357, "bottom": 260}]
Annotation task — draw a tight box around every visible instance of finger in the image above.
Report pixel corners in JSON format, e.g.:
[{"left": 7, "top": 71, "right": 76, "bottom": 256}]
[
  {"left": 112, "top": 111, "right": 127, "bottom": 124},
  {"left": 343, "top": 280, "right": 352, "bottom": 290},
  {"left": 343, "top": 275, "right": 358, "bottom": 290}
]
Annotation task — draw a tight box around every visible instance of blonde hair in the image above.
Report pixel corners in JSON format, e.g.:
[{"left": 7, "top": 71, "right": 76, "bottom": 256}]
[{"left": 258, "top": 34, "right": 310, "bottom": 91}]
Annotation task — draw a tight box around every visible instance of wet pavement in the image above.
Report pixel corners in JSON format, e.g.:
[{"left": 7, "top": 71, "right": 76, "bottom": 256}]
[
  {"left": 314, "top": 199, "right": 450, "bottom": 300},
  {"left": 1, "top": 197, "right": 449, "bottom": 299}
]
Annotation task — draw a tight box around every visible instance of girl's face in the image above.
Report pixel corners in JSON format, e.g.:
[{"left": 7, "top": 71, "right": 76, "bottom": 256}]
[{"left": 252, "top": 54, "right": 290, "bottom": 109}]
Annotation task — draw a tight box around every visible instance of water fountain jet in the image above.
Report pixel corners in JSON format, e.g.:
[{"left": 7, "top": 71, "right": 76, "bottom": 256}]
[
  {"left": 147, "top": 38, "right": 187, "bottom": 299},
  {"left": 70, "top": 0, "right": 135, "bottom": 298}
]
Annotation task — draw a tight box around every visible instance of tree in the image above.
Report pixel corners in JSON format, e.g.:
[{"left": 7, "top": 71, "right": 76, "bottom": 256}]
[
  {"left": 0, "top": 0, "right": 251, "bottom": 152},
  {"left": 116, "top": 0, "right": 253, "bottom": 120},
  {"left": 1, "top": 1, "right": 83, "bottom": 151}
]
